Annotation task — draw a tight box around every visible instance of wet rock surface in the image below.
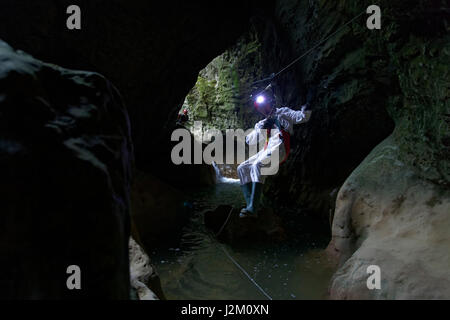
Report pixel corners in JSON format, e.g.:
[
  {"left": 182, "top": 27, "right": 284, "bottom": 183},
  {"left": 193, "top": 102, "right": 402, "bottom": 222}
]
[
  {"left": 327, "top": 135, "right": 450, "bottom": 299},
  {"left": 131, "top": 170, "right": 189, "bottom": 248},
  {"left": 0, "top": 40, "right": 132, "bottom": 298},
  {"left": 129, "top": 237, "right": 164, "bottom": 300}
]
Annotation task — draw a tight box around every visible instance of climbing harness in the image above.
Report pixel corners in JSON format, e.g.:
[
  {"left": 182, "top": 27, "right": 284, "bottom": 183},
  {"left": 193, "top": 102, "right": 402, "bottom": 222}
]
[
  {"left": 263, "top": 127, "right": 291, "bottom": 164},
  {"left": 262, "top": 116, "right": 291, "bottom": 165},
  {"left": 209, "top": 208, "right": 273, "bottom": 300}
]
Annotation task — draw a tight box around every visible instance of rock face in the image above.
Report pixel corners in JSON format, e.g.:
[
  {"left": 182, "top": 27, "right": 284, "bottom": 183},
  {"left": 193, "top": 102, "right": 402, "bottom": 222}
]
[
  {"left": 0, "top": 40, "right": 132, "bottom": 298},
  {"left": 242, "top": 0, "right": 450, "bottom": 299},
  {"left": 182, "top": 27, "right": 265, "bottom": 132},
  {"left": 322, "top": 1, "right": 449, "bottom": 299},
  {"left": 131, "top": 170, "right": 190, "bottom": 248},
  {"left": 257, "top": 0, "right": 396, "bottom": 220},
  {"left": 164, "top": 125, "right": 217, "bottom": 188},
  {"left": 244, "top": 0, "right": 448, "bottom": 299},
  {"left": 327, "top": 135, "right": 450, "bottom": 299},
  {"left": 129, "top": 237, "right": 163, "bottom": 300}
]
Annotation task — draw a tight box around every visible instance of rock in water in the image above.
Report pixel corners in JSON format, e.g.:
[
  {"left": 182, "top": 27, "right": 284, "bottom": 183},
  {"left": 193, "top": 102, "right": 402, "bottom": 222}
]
[
  {"left": 0, "top": 40, "right": 133, "bottom": 299},
  {"left": 130, "top": 169, "right": 189, "bottom": 248},
  {"left": 327, "top": 136, "right": 450, "bottom": 299},
  {"left": 129, "top": 237, "right": 163, "bottom": 300},
  {"left": 204, "top": 205, "right": 286, "bottom": 245}
]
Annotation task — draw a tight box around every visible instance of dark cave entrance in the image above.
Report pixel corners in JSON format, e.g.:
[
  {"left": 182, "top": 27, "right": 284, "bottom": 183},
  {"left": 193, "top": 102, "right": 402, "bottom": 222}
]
[{"left": 175, "top": 27, "right": 266, "bottom": 179}]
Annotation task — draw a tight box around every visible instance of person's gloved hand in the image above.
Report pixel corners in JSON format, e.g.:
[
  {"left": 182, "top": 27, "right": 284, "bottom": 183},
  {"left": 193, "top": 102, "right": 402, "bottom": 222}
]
[
  {"left": 301, "top": 104, "right": 312, "bottom": 123},
  {"left": 301, "top": 104, "right": 308, "bottom": 113}
]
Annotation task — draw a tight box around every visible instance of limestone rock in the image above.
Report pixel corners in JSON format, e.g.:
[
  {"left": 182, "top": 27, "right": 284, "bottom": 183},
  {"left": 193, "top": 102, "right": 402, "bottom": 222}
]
[
  {"left": 182, "top": 27, "right": 264, "bottom": 132},
  {"left": 327, "top": 135, "right": 450, "bottom": 299},
  {"left": 0, "top": 40, "right": 132, "bottom": 299},
  {"left": 325, "top": 2, "right": 449, "bottom": 299},
  {"left": 129, "top": 237, "right": 164, "bottom": 300},
  {"left": 131, "top": 170, "right": 189, "bottom": 248}
]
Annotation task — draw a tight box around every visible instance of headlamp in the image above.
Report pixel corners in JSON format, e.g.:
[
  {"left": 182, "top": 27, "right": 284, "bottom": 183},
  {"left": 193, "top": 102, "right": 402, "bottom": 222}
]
[{"left": 255, "top": 95, "right": 266, "bottom": 104}]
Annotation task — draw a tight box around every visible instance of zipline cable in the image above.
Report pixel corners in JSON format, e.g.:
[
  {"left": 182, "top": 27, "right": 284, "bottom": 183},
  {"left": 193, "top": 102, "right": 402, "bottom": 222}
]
[
  {"left": 208, "top": 208, "right": 273, "bottom": 300},
  {"left": 268, "top": 10, "right": 366, "bottom": 81},
  {"left": 215, "top": 207, "right": 233, "bottom": 238},
  {"left": 217, "top": 244, "right": 273, "bottom": 300},
  {"left": 218, "top": 10, "right": 366, "bottom": 95},
  {"left": 242, "top": 10, "right": 366, "bottom": 103},
  {"left": 251, "top": 73, "right": 276, "bottom": 85}
]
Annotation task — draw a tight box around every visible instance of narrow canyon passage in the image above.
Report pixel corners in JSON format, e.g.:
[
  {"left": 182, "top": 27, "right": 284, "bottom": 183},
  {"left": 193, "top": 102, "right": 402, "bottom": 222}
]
[
  {"left": 150, "top": 173, "right": 335, "bottom": 300},
  {"left": 0, "top": 0, "right": 448, "bottom": 300}
]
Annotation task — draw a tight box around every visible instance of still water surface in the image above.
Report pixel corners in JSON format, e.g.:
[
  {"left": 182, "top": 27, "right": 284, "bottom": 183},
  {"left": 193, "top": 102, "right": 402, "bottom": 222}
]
[{"left": 151, "top": 181, "right": 336, "bottom": 300}]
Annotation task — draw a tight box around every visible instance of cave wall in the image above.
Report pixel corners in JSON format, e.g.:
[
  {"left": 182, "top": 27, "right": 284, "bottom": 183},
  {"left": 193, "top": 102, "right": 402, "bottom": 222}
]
[
  {"left": 1, "top": 0, "right": 447, "bottom": 300},
  {"left": 0, "top": 41, "right": 132, "bottom": 298},
  {"left": 252, "top": 0, "right": 449, "bottom": 299},
  {"left": 0, "top": 0, "right": 271, "bottom": 181},
  {"left": 327, "top": 135, "right": 449, "bottom": 299},
  {"left": 256, "top": 0, "right": 399, "bottom": 221},
  {"left": 324, "top": 1, "right": 449, "bottom": 299},
  {"left": 0, "top": 1, "right": 271, "bottom": 298}
]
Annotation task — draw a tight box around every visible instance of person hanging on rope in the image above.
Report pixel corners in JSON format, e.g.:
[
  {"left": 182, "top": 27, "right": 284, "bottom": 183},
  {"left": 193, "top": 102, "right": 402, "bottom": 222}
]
[{"left": 237, "top": 85, "right": 312, "bottom": 218}]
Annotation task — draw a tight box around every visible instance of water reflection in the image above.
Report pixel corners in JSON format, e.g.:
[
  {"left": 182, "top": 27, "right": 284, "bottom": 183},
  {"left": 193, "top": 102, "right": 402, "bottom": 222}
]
[{"left": 151, "top": 181, "right": 336, "bottom": 300}]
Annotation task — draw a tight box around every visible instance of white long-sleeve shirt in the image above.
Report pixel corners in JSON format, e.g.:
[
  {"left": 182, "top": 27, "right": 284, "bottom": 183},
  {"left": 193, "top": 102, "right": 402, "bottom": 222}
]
[
  {"left": 246, "top": 107, "right": 311, "bottom": 145},
  {"left": 237, "top": 106, "right": 312, "bottom": 184}
]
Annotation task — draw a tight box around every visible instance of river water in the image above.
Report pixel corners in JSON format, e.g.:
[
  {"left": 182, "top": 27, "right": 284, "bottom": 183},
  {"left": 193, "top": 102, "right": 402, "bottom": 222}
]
[{"left": 150, "top": 179, "right": 336, "bottom": 300}]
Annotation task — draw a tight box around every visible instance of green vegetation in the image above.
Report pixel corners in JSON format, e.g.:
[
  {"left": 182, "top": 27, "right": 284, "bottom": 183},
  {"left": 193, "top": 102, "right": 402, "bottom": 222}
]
[{"left": 182, "top": 29, "right": 264, "bottom": 134}]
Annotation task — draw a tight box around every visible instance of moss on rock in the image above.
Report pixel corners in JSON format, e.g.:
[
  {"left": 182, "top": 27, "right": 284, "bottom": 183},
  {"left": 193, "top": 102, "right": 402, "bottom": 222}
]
[{"left": 182, "top": 27, "right": 265, "bottom": 133}]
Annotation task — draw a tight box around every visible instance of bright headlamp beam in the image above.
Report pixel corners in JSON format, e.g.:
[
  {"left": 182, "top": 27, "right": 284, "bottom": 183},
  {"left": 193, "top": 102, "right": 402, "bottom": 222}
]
[{"left": 256, "top": 95, "right": 265, "bottom": 104}]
